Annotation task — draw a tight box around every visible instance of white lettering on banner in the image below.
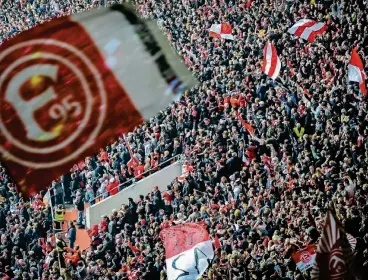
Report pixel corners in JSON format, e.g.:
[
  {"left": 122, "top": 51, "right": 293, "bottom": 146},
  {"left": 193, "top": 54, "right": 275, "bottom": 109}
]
[
  {"left": 166, "top": 240, "right": 214, "bottom": 280},
  {"left": 6, "top": 64, "right": 59, "bottom": 141},
  {"left": 49, "top": 95, "right": 82, "bottom": 122}
]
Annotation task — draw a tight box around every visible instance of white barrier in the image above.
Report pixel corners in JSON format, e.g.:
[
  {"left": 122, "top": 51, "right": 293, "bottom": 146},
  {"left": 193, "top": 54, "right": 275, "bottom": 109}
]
[{"left": 85, "top": 160, "right": 182, "bottom": 228}]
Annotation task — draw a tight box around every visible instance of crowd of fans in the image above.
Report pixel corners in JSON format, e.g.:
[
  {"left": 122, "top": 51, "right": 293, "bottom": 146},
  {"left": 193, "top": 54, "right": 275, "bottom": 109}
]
[{"left": 1, "top": 0, "right": 368, "bottom": 279}]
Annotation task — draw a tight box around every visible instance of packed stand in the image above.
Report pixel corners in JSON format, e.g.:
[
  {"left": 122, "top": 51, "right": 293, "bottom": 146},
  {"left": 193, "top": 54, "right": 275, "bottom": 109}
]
[{"left": 1, "top": 0, "right": 368, "bottom": 279}]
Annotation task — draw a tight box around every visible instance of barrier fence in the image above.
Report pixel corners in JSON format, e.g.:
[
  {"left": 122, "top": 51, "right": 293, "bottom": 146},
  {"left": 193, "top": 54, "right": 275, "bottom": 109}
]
[
  {"left": 92, "top": 154, "right": 181, "bottom": 202},
  {"left": 85, "top": 158, "right": 182, "bottom": 228},
  {"left": 45, "top": 154, "right": 183, "bottom": 228},
  {"left": 46, "top": 154, "right": 182, "bottom": 207}
]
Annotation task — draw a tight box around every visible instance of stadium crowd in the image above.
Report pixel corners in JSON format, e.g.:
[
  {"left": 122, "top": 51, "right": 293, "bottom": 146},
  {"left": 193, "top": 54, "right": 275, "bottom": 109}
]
[{"left": 1, "top": 0, "right": 368, "bottom": 279}]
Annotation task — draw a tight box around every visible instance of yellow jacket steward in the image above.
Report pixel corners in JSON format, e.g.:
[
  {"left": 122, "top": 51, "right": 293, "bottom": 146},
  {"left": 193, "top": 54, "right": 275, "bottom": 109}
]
[{"left": 54, "top": 208, "right": 65, "bottom": 222}]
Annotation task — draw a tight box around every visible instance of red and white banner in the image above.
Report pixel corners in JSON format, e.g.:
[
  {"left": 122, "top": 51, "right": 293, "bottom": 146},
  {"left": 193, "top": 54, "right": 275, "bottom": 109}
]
[
  {"left": 291, "top": 244, "right": 316, "bottom": 273},
  {"left": 348, "top": 47, "right": 366, "bottom": 95},
  {"left": 209, "top": 23, "right": 234, "bottom": 40},
  {"left": 0, "top": 4, "right": 196, "bottom": 196},
  {"left": 287, "top": 19, "right": 328, "bottom": 42},
  {"left": 311, "top": 211, "right": 354, "bottom": 280},
  {"left": 262, "top": 41, "right": 281, "bottom": 80},
  {"left": 160, "top": 223, "right": 214, "bottom": 280}
]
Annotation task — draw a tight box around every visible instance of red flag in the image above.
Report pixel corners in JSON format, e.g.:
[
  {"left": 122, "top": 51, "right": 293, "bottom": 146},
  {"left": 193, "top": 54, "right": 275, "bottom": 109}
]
[
  {"left": 311, "top": 210, "right": 354, "bottom": 280},
  {"left": 0, "top": 4, "right": 196, "bottom": 196},
  {"left": 348, "top": 48, "right": 366, "bottom": 95},
  {"left": 128, "top": 241, "right": 140, "bottom": 253},
  {"left": 235, "top": 112, "right": 255, "bottom": 137},
  {"left": 160, "top": 223, "right": 214, "bottom": 280}
]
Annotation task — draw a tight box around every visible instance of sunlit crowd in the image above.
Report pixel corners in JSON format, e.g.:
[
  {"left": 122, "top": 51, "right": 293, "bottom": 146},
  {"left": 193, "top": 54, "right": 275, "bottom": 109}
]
[{"left": 0, "top": 0, "right": 368, "bottom": 279}]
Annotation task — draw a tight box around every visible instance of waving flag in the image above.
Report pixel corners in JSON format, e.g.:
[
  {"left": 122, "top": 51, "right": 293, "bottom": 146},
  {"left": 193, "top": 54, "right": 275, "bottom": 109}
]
[
  {"left": 292, "top": 244, "right": 316, "bottom": 273},
  {"left": 209, "top": 23, "right": 234, "bottom": 40},
  {"left": 0, "top": 4, "right": 196, "bottom": 196},
  {"left": 348, "top": 48, "right": 366, "bottom": 95},
  {"left": 311, "top": 210, "right": 354, "bottom": 280},
  {"left": 235, "top": 112, "right": 255, "bottom": 137},
  {"left": 160, "top": 223, "right": 214, "bottom": 280},
  {"left": 123, "top": 134, "right": 140, "bottom": 173},
  {"left": 288, "top": 19, "right": 328, "bottom": 42},
  {"left": 262, "top": 41, "right": 281, "bottom": 80}
]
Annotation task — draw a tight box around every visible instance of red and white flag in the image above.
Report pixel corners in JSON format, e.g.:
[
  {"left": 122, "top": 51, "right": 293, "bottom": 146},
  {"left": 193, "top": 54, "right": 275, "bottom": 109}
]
[
  {"left": 291, "top": 244, "right": 316, "bottom": 273},
  {"left": 311, "top": 210, "right": 354, "bottom": 280},
  {"left": 160, "top": 223, "right": 214, "bottom": 280},
  {"left": 262, "top": 41, "right": 281, "bottom": 80},
  {"left": 235, "top": 112, "right": 255, "bottom": 137},
  {"left": 209, "top": 23, "right": 234, "bottom": 40},
  {"left": 123, "top": 134, "right": 140, "bottom": 173},
  {"left": 0, "top": 4, "right": 196, "bottom": 196},
  {"left": 348, "top": 47, "right": 367, "bottom": 96},
  {"left": 288, "top": 19, "right": 328, "bottom": 42}
]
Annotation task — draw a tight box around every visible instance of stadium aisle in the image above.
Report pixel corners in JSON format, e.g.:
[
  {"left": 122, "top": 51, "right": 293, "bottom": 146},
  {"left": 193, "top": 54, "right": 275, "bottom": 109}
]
[{"left": 62, "top": 207, "right": 91, "bottom": 250}]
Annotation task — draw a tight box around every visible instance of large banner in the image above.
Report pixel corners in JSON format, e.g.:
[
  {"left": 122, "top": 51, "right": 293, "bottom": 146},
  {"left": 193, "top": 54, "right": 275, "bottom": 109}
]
[{"left": 0, "top": 4, "right": 196, "bottom": 195}]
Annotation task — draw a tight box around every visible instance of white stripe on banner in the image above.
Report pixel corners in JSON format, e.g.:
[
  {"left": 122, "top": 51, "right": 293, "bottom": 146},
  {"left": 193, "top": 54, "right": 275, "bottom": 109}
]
[
  {"left": 300, "top": 22, "right": 326, "bottom": 41},
  {"left": 271, "top": 56, "right": 281, "bottom": 80},
  {"left": 264, "top": 42, "right": 272, "bottom": 74},
  {"left": 348, "top": 64, "right": 363, "bottom": 83},
  {"left": 209, "top": 24, "right": 222, "bottom": 34},
  {"left": 288, "top": 19, "right": 314, "bottom": 34},
  {"left": 221, "top": 34, "right": 234, "bottom": 40}
]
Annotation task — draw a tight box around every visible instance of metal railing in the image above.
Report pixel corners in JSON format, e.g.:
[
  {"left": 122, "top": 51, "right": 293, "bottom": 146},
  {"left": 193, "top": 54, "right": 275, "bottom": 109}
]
[
  {"left": 91, "top": 154, "right": 182, "bottom": 202},
  {"left": 45, "top": 154, "right": 182, "bottom": 205}
]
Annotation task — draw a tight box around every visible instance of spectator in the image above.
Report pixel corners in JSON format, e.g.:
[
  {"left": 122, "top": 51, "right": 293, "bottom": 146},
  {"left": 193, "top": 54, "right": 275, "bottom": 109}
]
[
  {"left": 106, "top": 177, "right": 119, "bottom": 196},
  {"left": 67, "top": 222, "right": 77, "bottom": 249},
  {"left": 74, "top": 191, "right": 85, "bottom": 227}
]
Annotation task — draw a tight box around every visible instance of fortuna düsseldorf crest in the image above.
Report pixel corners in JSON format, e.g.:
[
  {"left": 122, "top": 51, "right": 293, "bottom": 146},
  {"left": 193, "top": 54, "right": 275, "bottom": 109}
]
[
  {"left": 0, "top": 5, "right": 196, "bottom": 195},
  {"left": 0, "top": 38, "right": 107, "bottom": 169}
]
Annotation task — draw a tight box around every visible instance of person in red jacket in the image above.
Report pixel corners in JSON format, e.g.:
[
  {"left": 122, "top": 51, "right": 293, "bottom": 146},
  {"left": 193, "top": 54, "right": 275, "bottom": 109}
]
[
  {"left": 106, "top": 178, "right": 119, "bottom": 196},
  {"left": 63, "top": 246, "right": 81, "bottom": 266},
  {"left": 134, "top": 161, "right": 145, "bottom": 180},
  {"left": 230, "top": 93, "right": 239, "bottom": 108}
]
